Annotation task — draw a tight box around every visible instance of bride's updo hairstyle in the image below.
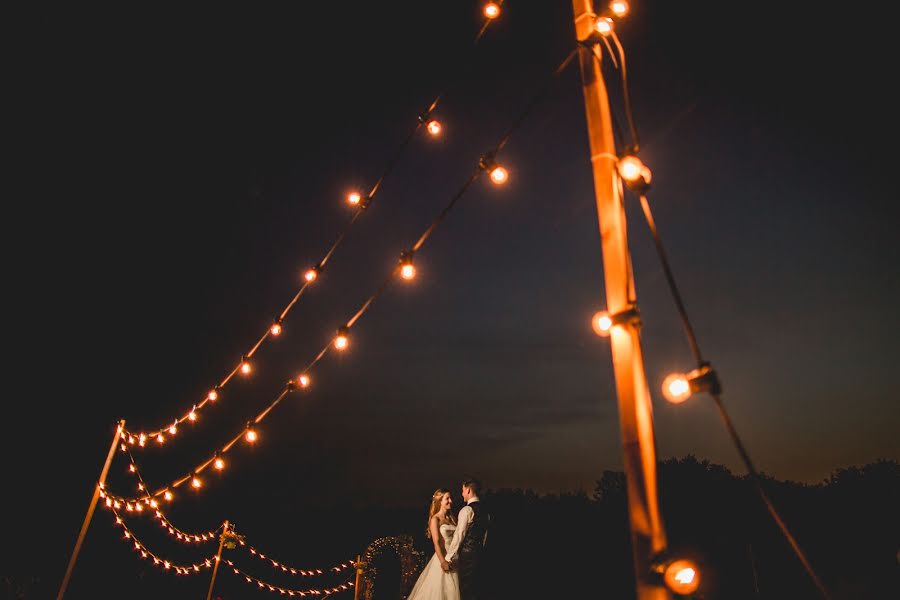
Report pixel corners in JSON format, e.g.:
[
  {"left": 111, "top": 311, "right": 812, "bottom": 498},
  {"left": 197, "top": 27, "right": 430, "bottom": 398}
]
[{"left": 425, "top": 488, "right": 455, "bottom": 538}]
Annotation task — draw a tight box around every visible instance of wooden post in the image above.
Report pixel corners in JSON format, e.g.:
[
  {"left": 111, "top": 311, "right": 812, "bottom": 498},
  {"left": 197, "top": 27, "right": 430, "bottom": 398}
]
[
  {"left": 353, "top": 554, "right": 363, "bottom": 600},
  {"left": 205, "top": 520, "right": 230, "bottom": 600},
  {"left": 570, "top": 2, "right": 671, "bottom": 598},
  {"left": 57, "top": 419, "right": 126, "bottom": 600}
]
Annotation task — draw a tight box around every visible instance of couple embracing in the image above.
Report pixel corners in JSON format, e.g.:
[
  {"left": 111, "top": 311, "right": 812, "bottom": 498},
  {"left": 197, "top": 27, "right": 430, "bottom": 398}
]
[{"left": 407, "top": 477, "right": 491, "bottom": 600}]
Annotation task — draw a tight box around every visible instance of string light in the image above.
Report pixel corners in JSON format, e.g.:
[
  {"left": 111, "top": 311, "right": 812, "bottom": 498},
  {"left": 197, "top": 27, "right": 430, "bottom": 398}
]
[
  {"left": 108, "top": 509, "right": 216, "bottom": 576},
  {"left": 240, "top": 357, "right": 252, "bottom": 376},
  {"left": 297, "top": 373, "right": 311, "bottom": 388},
  {"left": 347, "top": 191, "right": 362, "bottom": 206},
  {"left": 191, "top": 474, "right": 203, "bottom": 489},
  {"left": 270, "top": 320, "right": 283, "bottom": 336},
  {"left": 304, "top": 266, "right": 320, "bottom": 283},
  {"left": 617, "top": 153, "right": 652, "bottom": 193},
  {"left": 483, "top": 2, "right": 501, "bottom": 19},
  {"left": 591, "top": 306, "right": 640, "bottom": 337},
  {"left": 188, "top": 409, "right": 197, "bottom": 422},
  {"left": 653, "top": 558, "right": 701, "bottom": 595},
  {"left": 334, "top": 326, "right": 350, "bottom": 351},
  {"left": 479, "top": 154, "right": 508, "bottom": 185},
  {"left": 594, "top": 16, "right": 614, "bottom": 36},
  {"left": 245, "top": 423, "right": 258, "bottom": 443},
  {"left": 164, "top": 490, "right": 174, "bottom": 502},
  {"left": 214, "top": 454, "right": 225, "bottom": 471},
  {"left": 168, "top": 422, "right": 178, "bottom": 436},
  {"left": 610, "top": 0, "right": 629, "bottom": 18},
  {"left": 661, "top": 363, "right": 721, "bottom": 404},
  {"left": 399, "top": 251, "right": 416, "bottom": 281},
  {"left": 208, "top": 388, "right": 219, "bottom": 402},
  {"left": 224, "top": 561, "right": 354, "bottom": 597},
  {"left": 425, "top": 119, "right": 442, "bottom": 136},
  {"left": 240, "top": 547, "right": 356, "bottom": 577}
]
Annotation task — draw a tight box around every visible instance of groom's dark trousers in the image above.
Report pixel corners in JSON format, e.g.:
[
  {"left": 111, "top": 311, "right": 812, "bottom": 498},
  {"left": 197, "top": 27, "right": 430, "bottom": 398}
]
[{"left": 457, "top": 500, "right": 490, "bottom": 600}]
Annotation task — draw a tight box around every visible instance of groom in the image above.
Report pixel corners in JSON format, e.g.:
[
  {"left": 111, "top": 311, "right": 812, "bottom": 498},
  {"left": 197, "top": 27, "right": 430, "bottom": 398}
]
[{"left": 443, "top": 477, "right": 491, "bottom": 599}]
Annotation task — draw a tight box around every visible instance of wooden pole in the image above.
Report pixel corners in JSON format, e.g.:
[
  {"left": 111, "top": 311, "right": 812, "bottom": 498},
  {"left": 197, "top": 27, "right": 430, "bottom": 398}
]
[
  {"left": 570, "top": 3, "right": 671, "bottom": 598},
  {"left": 205, "top": 520, "right": 230, "bottom": 600},
  {"left": 353, "top": 554, "right": 363, "bottom": 600},
  {"left": 57, "top": 419, "right": 126, "bottom": 600}
]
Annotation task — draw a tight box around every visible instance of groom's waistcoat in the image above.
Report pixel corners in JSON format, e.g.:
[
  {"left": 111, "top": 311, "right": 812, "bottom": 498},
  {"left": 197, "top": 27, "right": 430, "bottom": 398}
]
[{"left": 460, "top": 501, "right": 490, "bottom": 555}]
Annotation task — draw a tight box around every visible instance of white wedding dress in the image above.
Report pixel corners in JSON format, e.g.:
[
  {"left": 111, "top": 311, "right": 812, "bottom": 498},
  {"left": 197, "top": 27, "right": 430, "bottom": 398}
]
[{"left": 407, "top": 523, "right": 460, "bottom": 600}]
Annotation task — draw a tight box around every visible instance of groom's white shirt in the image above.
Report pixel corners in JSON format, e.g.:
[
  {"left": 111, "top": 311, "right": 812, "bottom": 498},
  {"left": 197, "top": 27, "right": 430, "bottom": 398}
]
[{"left": 444, "top": 495, "right": 479, "bottom": 562}]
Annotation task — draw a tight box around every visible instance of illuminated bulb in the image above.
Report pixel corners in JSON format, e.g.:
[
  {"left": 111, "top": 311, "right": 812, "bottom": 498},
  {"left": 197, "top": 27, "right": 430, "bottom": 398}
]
[
  {"left": 591, "top": 311, "right": 613, "bottom": 336},
  {"left": 139, "top": 433, "right": 146, "bottom": 445},
  {"left": 297, "top": 373, "right": 311, "bottom": 388},
  {"left": 334, "top": 327, "right": 349, "bottom": 351},
  {"left": 149, "top": 499, "right": 158, "bottom": 508},
  {"left": 426, "top": 119, "right": 442, "bottom": 136},
  {"left": 157, "top": 433, "right": 165, "bottom": 444},
  {"left": 483, "top": 2, "right": 500, "bottom": 19},
  {"left": 239, "top": 359, "right": 252, "bottom": 375},
  {"left": 489, "top": 166, "right": 508, "bottom": 185},
  {"left": 138, "top": 483, "right": 144, "bottom": 490},
  {"left": 113, "top": 501, "right": 121, "bottom": 509},
  {"left": 304, "top": 267, "right": 319, "bottom": 283},
  {"left": 191, "top": 476, "right": 202, "bottom": 489},
  {"left": 618, "top": 154, "right": 652, "bottom": 190},
  {"left": 120, "top": 443, "right": 127, "bottom": 452},
  {"left": 164, "top": 490, "right": 173, "bottom": 501},
  {"left": 663, "top": 559, "right": 700, "bottom": 595},
  {"left": 188, "top": 410, "right": 197, "bottom": 422},
  {"left": 135, "top": 503, "right": 144, "bottom": 512},
  {"left": 662, "top": 373, "right": 692, "bottom": 404},
  {"left": 270, "top": 321, "right": 283, "bottom": 336},
  {"left": 347, "top": 191, "right": 362, "bottom": 206},
  {"left": 207, "top": 388, "right": 219, "bottom": 402},
  {"left": 169, "top": 423, "right": 177, "bottom": 435},
  {"left": 214, "top": 456, "right": 225, "bottom": 470},
  {"left": 610, "top": 0, "right": 629, "bottom": 17},
  {"left": 595, "top": 16, "right": 614, "bottom": 36},
  {"left": 129, "top": 464, "right": 136, "bottom": 473},
  {"left": 126, "top": 503, "right": 133, "bottom": 512},
  {"left": 399, "top": 252, "right": 416, "bottom": 281},
  {"left": 245, "top": 427, "right": 258, "bottom": 443},
  {"left": 128, "top": 435, "right": 135, "bottom": 444}
]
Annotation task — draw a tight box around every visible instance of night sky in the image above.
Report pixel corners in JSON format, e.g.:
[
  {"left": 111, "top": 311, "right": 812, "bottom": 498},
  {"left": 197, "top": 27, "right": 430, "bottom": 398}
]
[{"left": 5, "top": 0, "right": 898, "bottom": 594}]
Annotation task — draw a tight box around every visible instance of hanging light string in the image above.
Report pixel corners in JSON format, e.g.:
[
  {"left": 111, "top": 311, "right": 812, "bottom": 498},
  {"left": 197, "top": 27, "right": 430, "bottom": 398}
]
[
  {"left": 104, "top": 47, "right": 579, "bottom": 507},
  {"left": 239, "top": 540, "right": 356, "bottom": 578},
  {"left": 118, "top": 4, "right": 507, "bottom": 451},
  {"left": 584, "top": 6, "right": 831, "bottom": 597},
  {"left": 223, "top": 560, "right": 354, "bottom": 597},
  {"left": 108, "top": 508, "right": 218, "bottom": 576}
]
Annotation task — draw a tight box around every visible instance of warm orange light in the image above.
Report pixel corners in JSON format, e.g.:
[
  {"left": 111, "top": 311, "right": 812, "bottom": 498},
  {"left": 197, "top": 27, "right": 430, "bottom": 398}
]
[
  {"left": 618, "top": 154, "right": 652, "bottom": 187},
  {"left": 240, "top": 360, "right": 252, "bottom": 375},
  {"left": 207, "top": 389, "right": 219, "bottom": 402},
  {"left": 334, "top": 327, "right": 349, "bottom": 351},
  {"left": 214, "top": 457, "right": 225, "bottom": 470},
  {"left": 400, "top": 263, "right": 416, "bottom": 280},
  {"left": 164, "top": 490, "right": 173, "bottom": 501},
  {"left": 149, "top": 499, "right": 158, "bottom": 508},
  {"left": 663, "top": 560, "right": 700, "bottom": 595},
  {"left": 420, "top": 120, "right": 439, "bottom": 138},
  {"left": 245, "top": 428, "right": 258, "bottom": 443},
  {"left": 489, "top": 166, "right": 508, "bottom": 185},
  {"left": 188, "top": 410, "right": 197, "bottom": 422},
  {"left": 347, "top": 191, "right": 362, "bottom": 205},
  {"left": 129, "top": 464, "right": 136, "bottom": 473},
  {"left": 297, "top": 373, "right": 311, "bottom": 388},
  {"left": 191, "top": 476, "right": 202, "bottom": 489},
  {"left": 592, "top": 311, "right": 613, "bottom": 336},
  {"left": 595, "top": 16, "right": 613, "bottom": 35},
  {"left": 156, "top": 433, "right": 165, "bottom": 444},
  {"left": 106, "top": 497, "right": 112, "bottom": 507},
  {"left": 662, "top": 373, "right": 692, "bottom": 403},
  {"left": 270, "top": 322, "right": 282, "bottom": 336},
  {"left": 304, "top": 267, "right": 319, "bottom": 283},
  {"left": 168, "top": 423, "right": 177, "bottom": 435},
  {"left": 610, "top": 1, "right": 629, "bottom": 18},
  {"left": 138, "top": 483, "right": 144, "bottom": 490},
  {"left": 138, "top": 433, "right": 146, "bottom": 446},
  {"left": 135, "top": 503, "right": 144, "bottom": 512},
  {"left": 126, "top": 503, "right": 134, "bottom": 512},
  {"left": 483, "top": 2, "right": 500, "bottom": 19}
]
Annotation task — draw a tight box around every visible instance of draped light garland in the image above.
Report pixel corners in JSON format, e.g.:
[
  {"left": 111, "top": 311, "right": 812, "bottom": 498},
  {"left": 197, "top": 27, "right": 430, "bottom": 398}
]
[
  {"left": 108, "top": 508, "right": 218, "bottom": 575},
  {"left": 223, "top": 560, "right": 354, "bottom": 597}
]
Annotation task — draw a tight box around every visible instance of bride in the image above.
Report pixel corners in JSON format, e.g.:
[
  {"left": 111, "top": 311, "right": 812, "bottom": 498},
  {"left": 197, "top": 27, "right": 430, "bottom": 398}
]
[{"left": 407, "top": 488, "right": 460, "bottom": 600}]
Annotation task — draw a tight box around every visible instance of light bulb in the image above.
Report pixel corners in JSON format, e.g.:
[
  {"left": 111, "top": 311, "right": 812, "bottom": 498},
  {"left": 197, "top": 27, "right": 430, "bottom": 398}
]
[
  {"left": 304, "top": 267, "right": 319, "bottom": 283},
  {"left": 618, "top": 154, "right": 651, "bottom": 188},
  {"left": 400, "top": 263, "right": 416, "bottom": 280},
  {"left": 610, "top": 1, "right": 629, "bottom": 18},
  {"left": 595, "top": 16, "right": 614, "bottom": 36},
  {"left": 334, "top": 327, "right": 349, "bottom": 351},
  {"left": 592, "top": 311, "right": 613, "bottom": 336},
  {"left": 240, "top": 360, "right": 252, "bottom": 375},
  {"left": 188, "top": 411, "right": 197, "bottom": 422},
  {"left": 207, "top": 388, "right": 219, "bottom": 402},
  {"left": 214, "top": 456, "right": 225, "bottom": 470},
  {"left": 663, "top": 559, "right": 700, "bottom": 595},
  {"left": 270, "top": 322, "right": 282, "bottom": 336},
  {"left": 426, "top": 119, "right": 442, "bottom": 136},
  {"left": 156, "top": 433, "right": 165, "bottom": 444},
  {"left": 164, "top": 490, "right": 173, "bottom": 501},
  {"left": 245, "top": 428, "right": 258, "bottom": 443},
  {"left": 489, "top": 166, "right": 508, "bottom": 185},
  {"left": 297, "top": 373, "right": 311, "bottom": 388},
  {"left": 347, "top": 191, "right": 362, "bottom": 205},
  {"left": 191, "top": 476, "right": 202, "bottom": 489},
  {"left": 662, "top": 373, "right": 692, "bottom": 403},
  {"left": 484, "top": 2, "right": 500, "bottom": 19},
  {"left": 168, "top": 423, "right": 177, "bottom": 435},
  {"left": 129, "top": 464, "right": 136, "bottom": 473}
]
